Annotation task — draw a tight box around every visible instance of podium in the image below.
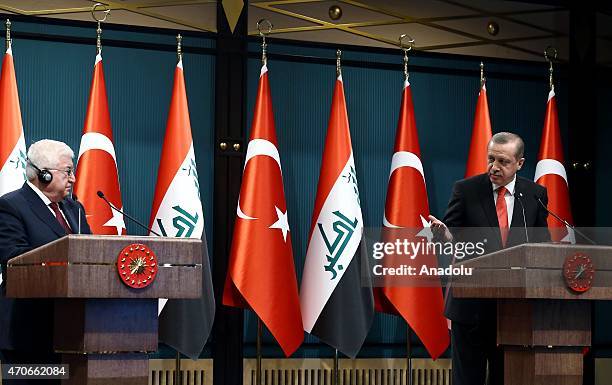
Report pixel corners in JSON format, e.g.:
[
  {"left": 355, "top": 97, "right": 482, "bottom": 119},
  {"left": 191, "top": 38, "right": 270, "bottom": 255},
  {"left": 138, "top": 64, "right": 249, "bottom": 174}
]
[
  {"left": 6, "top": 234, "right": 203, "bottom": 385},
  {"left": 452, "top": 243, "right": 612, "bottom": 385}
]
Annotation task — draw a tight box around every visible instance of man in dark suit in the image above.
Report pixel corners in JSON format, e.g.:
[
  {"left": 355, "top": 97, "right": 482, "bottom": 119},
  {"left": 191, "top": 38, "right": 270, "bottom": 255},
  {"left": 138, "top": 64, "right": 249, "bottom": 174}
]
[
  {"left": 0, "top": 139, "right": 91, "bottom": 383},
  {"left": 430, "top": 132, "right": 550, "bottom": 385}
]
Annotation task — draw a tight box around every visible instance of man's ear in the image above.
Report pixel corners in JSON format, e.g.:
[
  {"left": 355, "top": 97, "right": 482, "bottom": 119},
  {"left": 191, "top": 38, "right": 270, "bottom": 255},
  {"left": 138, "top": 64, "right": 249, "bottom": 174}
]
[{"left": 517, "top": 157, "right": 525, "bottom": 170}]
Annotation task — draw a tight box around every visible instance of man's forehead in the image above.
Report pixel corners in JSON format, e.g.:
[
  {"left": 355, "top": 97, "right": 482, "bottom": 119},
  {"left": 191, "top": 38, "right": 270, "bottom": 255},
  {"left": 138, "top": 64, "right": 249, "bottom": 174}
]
[
  {"left": 488, "top": 142, "right": 521, "bottom": 161},
  {"left": 489, "top": 142, "right": 517, "bottom": 152}
]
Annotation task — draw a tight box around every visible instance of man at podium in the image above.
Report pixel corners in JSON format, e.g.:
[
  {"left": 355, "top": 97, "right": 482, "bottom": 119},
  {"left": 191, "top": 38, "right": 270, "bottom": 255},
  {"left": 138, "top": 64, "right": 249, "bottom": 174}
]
[
  {"left": 430, "top": 132, "right": 550, "bottom": 385},
  {"left": 0, "top": 139, "right": 91, "bottom": 381}
]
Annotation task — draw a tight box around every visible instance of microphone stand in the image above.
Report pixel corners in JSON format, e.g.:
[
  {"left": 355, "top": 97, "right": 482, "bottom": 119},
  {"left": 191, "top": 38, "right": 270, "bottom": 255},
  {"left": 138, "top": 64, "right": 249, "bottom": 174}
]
[
  {"left": 96, "top": 191, "right": 162, "bottom": 236},
  {"left": 535, "top": 196, "right": 597, "bottom": 245}
]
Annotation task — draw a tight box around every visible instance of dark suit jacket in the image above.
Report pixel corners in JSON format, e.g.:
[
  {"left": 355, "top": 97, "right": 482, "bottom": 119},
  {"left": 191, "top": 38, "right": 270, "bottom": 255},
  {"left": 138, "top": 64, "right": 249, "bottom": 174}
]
[
  {"left": 0, "top": 183, "right": 91, "bottom": 351},
  {"left": 443, "top": 173, "right": 550, "bottom": 324}
]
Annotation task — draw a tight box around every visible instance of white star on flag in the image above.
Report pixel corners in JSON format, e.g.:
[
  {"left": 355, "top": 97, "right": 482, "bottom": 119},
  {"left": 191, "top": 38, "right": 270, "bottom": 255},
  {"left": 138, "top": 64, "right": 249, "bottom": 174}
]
[
  {"left": 269, "top": 206, "right": 290, "bottom": 242},
  {"left": 416, "top": 215, "right": 434, "bottom": 243},
  {"left": 103, "top": 207, "right": 126, "bottom": 235}
]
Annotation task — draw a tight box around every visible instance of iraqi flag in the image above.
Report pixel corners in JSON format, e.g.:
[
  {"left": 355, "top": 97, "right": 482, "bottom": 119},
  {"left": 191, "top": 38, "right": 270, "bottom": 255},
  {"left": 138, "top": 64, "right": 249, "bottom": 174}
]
[
  {"left": 535, "top": 89, "right": 574, "bottom": 242},
  {"left": 375, "top": 80, "right": 449, "bottom": 359},
  {"left": 223, "top": 64, "right": 303, "bottom": 357},
  {"left": 0, "top": 45, "right": 26, "bottom": 197},
  {"left": 0, "top": 44, "right": 27, "bottom": 286},
  {"left": 300, "top": 74, "right": 374, "bottom": 359},
  {"left": 149, "top": 58, "right": 215, "bottom": 359},
  {"left": 74, "top": 54, "right": 126, "bottom": 235},
  {"left": 465, "top": 83, "right": 492, "bottom": 177}
]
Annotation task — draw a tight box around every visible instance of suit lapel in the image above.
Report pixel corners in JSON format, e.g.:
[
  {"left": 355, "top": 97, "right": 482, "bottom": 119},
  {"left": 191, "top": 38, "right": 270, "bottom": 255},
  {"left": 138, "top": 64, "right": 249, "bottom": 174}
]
[
  {"left": 22, "top": 184, "right": 67, "bottom": 237},
  {"left": 60, "top": 201, "right": 78, "bottom": 234},
  {"left": 509, "top": 178, "right": 523, "bottom": 229},
  {"left": 508, "top": 178, "right": 528, "bottom": 245},
  {"left": 478, "top": 174, "right": 498, "bottom": 228}
]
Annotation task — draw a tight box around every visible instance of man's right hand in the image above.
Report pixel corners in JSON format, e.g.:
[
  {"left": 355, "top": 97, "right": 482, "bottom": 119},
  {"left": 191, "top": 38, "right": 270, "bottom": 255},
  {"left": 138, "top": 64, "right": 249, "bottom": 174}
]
[{"left": 428, "top": 215, "right": 453, "bottom": 242}]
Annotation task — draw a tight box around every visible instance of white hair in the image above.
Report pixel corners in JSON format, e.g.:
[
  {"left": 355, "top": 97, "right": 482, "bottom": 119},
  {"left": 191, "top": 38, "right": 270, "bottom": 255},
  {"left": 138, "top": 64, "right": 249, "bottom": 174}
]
[{"left": 26, "top": 139, "right": 74, "bottom": 181}]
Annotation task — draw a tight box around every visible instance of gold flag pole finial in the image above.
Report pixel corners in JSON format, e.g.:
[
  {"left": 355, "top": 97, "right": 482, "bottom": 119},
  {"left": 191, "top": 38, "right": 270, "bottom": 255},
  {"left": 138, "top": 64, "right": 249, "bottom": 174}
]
[
  {"left": 5, "top": 19, "right": 11, "bottom": 51},
  {"left": 336, "top": 49, "right": 342, "bottom": 77},
  {"left": 257, "top": 19, "right": 272, "bottom": 66},
  {"left": 177, "top": 34, "right": 182, "bottom": 62},
  {"left": 480, "top": 61, "right": 486, "bottom": 88},
  {"left": 399, "top": 34, "right": 414, "bottom": 82},
  {"left": 544, "top": 46, "right": 557, "bottom": 92},
  {"left": 91, "top": 3, "right": 110, "bottom": 55}
]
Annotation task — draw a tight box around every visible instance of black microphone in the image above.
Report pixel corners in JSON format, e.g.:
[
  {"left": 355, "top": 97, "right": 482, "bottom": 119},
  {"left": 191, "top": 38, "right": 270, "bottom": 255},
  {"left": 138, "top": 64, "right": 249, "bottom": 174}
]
[
  {"left": 96, "top": 190, "right": 162, "bottom": 237},
  {"left": 516, "top": 191, "right": 529, "bottom": 243},
  {"left": 534, "top": 194, "right": 596, "bottom": 245},
  {"left": 71, "top": 190, "right": 82, "bottom": 235}
]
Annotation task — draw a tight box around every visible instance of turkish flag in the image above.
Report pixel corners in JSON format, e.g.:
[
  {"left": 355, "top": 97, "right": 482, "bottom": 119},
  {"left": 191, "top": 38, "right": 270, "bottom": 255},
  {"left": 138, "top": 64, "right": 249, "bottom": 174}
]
[
  {"left": 535, "top": 89, "right": 574, "bottom": 242},
  {"left": 74, "top": 54, "right": 126, "bottom": 235},
  {"left": 374, "top": 80, "right": 449, "bottom": 359},
  {"left": 223, "top": 64, "right": 303, "bottom": 357},
  {"left": 465, "top": 84, "right": 492, "bottom": 177}
]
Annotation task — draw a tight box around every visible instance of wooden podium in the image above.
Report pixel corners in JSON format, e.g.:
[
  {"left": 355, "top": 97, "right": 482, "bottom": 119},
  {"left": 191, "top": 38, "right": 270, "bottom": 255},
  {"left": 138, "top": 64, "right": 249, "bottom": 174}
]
[
  {"left": 452, "top": 243, "right": 612, "bottom": 385},
  {"left": 6, "top": 234, "right": 203, "bottom": 385}
]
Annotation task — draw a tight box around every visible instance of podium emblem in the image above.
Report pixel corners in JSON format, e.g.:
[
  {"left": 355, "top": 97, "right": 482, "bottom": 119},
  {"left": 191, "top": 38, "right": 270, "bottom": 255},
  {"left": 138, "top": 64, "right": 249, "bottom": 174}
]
[
  {"left": 563, "top": 253, "right": 594, "bottom": 293},
  {"left": 117, "top": 243, "right": 158, "bottom": 288}
]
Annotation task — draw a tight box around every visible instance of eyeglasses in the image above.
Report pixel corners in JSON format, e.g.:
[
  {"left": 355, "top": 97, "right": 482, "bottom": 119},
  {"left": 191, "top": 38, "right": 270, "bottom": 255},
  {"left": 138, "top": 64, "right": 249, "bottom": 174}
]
[{"left": 48, "top": 167, "right": 75, "bottom": 177}]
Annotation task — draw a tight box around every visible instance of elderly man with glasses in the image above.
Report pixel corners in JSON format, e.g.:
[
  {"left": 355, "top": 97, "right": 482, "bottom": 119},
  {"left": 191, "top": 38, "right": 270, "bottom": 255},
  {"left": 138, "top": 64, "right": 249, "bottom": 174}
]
[{"left": 0, "top": 139, "right": 91, "bottom": 384}]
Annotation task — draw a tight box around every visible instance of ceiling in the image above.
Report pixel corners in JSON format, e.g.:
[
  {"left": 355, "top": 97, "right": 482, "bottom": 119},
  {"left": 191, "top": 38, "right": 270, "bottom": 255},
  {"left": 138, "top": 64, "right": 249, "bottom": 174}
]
[{"left": 0, "top": 0, "right": 610, "bottom": 64}]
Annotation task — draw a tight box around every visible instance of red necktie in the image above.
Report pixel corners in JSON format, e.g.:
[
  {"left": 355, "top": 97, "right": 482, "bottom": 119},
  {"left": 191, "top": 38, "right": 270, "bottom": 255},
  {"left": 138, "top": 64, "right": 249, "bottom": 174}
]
[
  {"left": 496, "top": 186, "right": 508, "bottom": 247},
  {"left": 49, "top": 202, "right": 72, "bottom": 234}
]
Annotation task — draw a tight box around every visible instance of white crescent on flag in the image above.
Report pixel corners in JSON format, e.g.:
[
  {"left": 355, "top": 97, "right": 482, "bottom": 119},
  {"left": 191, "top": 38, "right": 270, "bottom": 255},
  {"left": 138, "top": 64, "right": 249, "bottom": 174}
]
[
  {"left": 383, "top": 151, "right": 425, "bottom": 228},
  {"left": 236, "top": 138, "right": 282, "bottom": 220},
  {"left": 534, "top": 158, "right": 568, "bottom": 185},
  {"left": 77, "top": 132, "right": 118, "bottom": 163}
]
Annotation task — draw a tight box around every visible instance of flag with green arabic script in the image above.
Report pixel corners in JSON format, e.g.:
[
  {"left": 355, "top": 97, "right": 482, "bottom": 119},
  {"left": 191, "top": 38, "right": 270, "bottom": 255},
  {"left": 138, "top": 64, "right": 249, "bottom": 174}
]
[
  {"left": 300, "top": 74, "right": 373, "bottom": 359},
  {"left": 149, "top": 57, "right": 215, "bottom": 359}
]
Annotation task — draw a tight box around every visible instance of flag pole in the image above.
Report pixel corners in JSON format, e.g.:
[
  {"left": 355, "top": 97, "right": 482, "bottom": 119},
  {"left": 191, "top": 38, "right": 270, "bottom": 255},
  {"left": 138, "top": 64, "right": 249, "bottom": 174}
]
[
  {"left": 257, "top": 19, "right": 272, "bottom": 67},
  {"left": 177, "top": 33, "right": 183, "bottom": 63},
  {"left": 172, "top": 33, "right": 184, "bottom": 385},
  {"left": 480, "top": 61, "right": 486, "bottom": 89},
  {"left": 256, "top": 318, "right": 262, "bottom": 385},
  {"left": 253, "top": 20, "right": 272, "bottom": 385},
  {"left": 175, "top": 351, "right": 182, "bottom": 384},
  {"left": 333, "top": 349, "right": 339, "bottom": 385},
  {"left": 545, "top": 46, "right": 557, "bottom": 92},
  {"left": 399, "top": 34, "right": 414, "bottom": 83},
  {"left": 90, "top": 3, "right": 109, "bottom": 56},
  {"left": 399, "top": 33, "right": 416, "bottom": 385},
  {"left": 407, "top": 327, "right": 413, "bottom": 385},
  {"left": 331, "top": 49, "right": 343, "bottom": 385},
  {"left": 5, "top": 19, "right": 11, "bottom": 51}
]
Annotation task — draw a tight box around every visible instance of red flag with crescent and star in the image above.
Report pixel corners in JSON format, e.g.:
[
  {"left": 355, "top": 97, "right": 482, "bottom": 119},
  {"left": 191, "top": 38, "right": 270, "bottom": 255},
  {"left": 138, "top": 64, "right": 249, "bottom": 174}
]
[
  {"left": 222, "top": 64, "right": 303, "bottom": 357},
  {"left": 74, "top": 54, "right": 126, "bottom": 235},
  {"left": 535, "top": 89, "right": 574, "bottom": 242},
  {"left": 374, "top": 80, "right": 449, "bottom": 359}
]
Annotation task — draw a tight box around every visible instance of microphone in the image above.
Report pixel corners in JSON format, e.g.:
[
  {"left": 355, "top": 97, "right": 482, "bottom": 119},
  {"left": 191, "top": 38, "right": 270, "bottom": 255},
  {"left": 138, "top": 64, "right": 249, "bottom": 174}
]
[
  {"left": 96, "top": 190, "right": 162, "bottom": 237},
  {"left": 516, "top": 192, "right": 529, "bottom": 243},
  {"left": 534, "top": 194, "right": 596, "bottom": 245}
]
